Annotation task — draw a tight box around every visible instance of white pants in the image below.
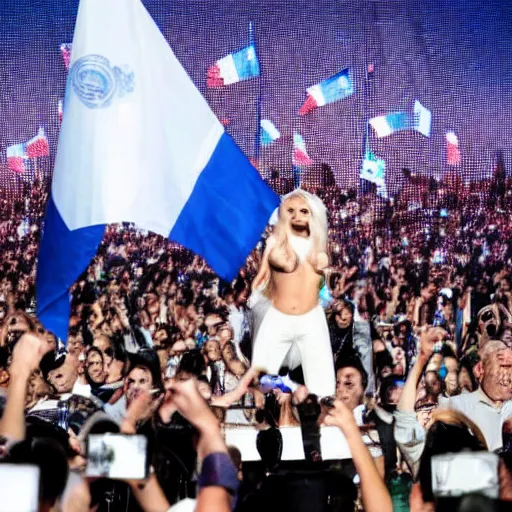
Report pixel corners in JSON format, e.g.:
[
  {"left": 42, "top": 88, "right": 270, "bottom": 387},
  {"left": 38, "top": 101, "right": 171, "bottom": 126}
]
[{"left": 251, "top": 302, "right": 335, "bottom": 398}]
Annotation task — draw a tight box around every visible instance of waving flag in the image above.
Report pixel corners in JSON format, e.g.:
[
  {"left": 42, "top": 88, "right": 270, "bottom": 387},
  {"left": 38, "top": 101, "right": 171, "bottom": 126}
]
[
  {"left": 292, "top": 132, "right": 312, "bottom": 167},
  {"left": 292, "top": 132, "right": 312, "bottom": 188},
  {"left": 299, "top": 68, "right": 354, "bottom": 115},
  {"left": 369, "top": 112, "right": 413, "bottom": 138},
  {"left": 446, "top": 131, "right": 461, "bottom": 165},
  {"left": 207, "top": 44, "right": 260, "bottom": 87},
  {"left": 360, "top": 151, "right": 386, "bottom": 186},
  {"left": 36, "top": 0, "right": 278, "bottom": 341},
  {"left": 60, "top": 43, "right": 72, "bottom": 70},
  {"left": 414, "top": 100, "right": 432, "bottom": 137},
  {"left": 7, "top": 143, "right": 28, "bottom": 173},
  {"left": 26, "top": 128, "right": 50, "bottom": 158},
  {"left": 260, "top": 119, "right": 280, "bottom": 146},
  {"left": 370, "top": 100, "right": 432, "bottom": 138}
]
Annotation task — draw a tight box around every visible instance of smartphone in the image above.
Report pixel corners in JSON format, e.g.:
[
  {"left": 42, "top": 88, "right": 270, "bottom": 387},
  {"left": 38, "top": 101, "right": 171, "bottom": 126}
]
[
  {"left": 86, "top": 434, "right": 149, "bottom": 480},
  {"left": 0, "top": 464, "right": 40, "bottom": 512},
  {"left": 320, "top": 396, "right": 335, "bottom": 409},
  {"left": 431, "top": 452, "right": 499, "bottom": 499}
]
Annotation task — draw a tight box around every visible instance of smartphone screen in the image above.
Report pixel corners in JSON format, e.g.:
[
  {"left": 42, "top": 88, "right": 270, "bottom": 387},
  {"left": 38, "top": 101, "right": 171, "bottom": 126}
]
[
  {"left": 0, "top": 464, "right": 40, "bottom": 512},
  {"left": 86, "top": 434, "right": 148, "bottom": 480},
  {"left": 431, "top": 452, "right": 499, "bottom": 499}
]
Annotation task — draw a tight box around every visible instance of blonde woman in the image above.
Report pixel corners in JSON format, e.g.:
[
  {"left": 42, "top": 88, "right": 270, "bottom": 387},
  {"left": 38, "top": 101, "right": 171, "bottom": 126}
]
[{"left": 249, "top": 189, "right": 335, "bottom": 398}]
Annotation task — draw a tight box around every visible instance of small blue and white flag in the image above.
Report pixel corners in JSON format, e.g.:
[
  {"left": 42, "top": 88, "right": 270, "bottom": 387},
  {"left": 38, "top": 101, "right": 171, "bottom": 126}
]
[
  {"left": 369, "top": 112, "right": 413, "bottom": 138},
  {"left": 299, "top": 68, "right": 354, "bottom": 115},
  {"left": 36, "top": 0, "right": 278, "bottom": 342},
  {"left": 370, "top": 100, "right": 432, "bottom": 138},
  {"left": 360, "top": 151, "right": 386, "bottom": 186},
  {"left": 207, "top": 44, "right": 260, "bottom": 87},
  {"left": 260, "top": 119, "right": 281, "bottom": 147}
]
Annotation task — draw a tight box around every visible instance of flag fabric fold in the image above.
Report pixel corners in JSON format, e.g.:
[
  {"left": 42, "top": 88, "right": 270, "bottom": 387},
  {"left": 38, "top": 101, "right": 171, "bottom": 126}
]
[
  {"left": 6, "top": 143, "right": 28, "bottom": 173},
  {"left": 299, "top": 68, "right": 354, "bottom": 115},
  {"left": 446, "top": 131, "right": 461, "bottom": 165},
  {"left": 26, "top": 128, "right": 50, "bottom": 158},
  {"left": 206, "top": 44, "right": 260, "bottom": 87},
  {"left": 37, "top": 0, "right": 278, "bottom": 342},
  {"left": 260, "top": 119, "right": 280, "bottom": 146}
]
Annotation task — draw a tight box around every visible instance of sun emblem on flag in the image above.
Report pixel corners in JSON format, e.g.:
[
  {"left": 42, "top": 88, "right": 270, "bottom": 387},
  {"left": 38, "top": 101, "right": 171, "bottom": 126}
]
[{"left": 70, "top": 54, "right": 135, "bottom": 109}]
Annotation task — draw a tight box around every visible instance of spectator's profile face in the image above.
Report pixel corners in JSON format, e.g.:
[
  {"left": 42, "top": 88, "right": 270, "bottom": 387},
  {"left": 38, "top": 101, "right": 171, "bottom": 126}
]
[
  {"left": 280, "top": 196, "right": 311, "bottom": 233},
  {"left": 48, "top": 355, "right": 79, "bottom": 394},
  {"left": 335, "top": 367, "right": 364, "bottom": 410},
  {"left": 86, "top": 350, "right": 105, "bottom": 384},
  {"left": 126, "top": 367, "right": 153, "bottom": 404},
  {"left": 335, "top": 306, "right": 353, "bottom": 329}
]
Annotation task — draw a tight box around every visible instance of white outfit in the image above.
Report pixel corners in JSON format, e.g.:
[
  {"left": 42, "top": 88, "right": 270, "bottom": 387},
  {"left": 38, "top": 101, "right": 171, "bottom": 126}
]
[{"left": 250, "top": 296, "right": 335, "bottom": 398}]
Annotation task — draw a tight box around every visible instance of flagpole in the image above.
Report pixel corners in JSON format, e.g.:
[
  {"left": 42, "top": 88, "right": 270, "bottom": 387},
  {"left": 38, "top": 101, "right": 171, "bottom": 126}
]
[
  {"left": 34, "top": 156, "right": 39, "bottom": 183},
  {"left": 250, "top": 21, "right": 262, "bottom": 166}
]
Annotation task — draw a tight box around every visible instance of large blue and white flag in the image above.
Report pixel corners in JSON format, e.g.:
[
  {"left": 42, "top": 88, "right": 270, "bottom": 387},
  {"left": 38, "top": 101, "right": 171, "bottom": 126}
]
[
  {"left": 36, "top": 0, "right": 278, "bottom": 341},
  {"left": 299, "top": 68, "right": 354, "bottom": 115}
]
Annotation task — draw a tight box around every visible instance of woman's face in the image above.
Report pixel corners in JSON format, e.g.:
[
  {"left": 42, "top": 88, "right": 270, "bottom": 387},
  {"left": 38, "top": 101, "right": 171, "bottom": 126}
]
[
  {"left": 444, "top": 371, "right": 459, "bottom": 396},
  {"left": 222, "top": 343, "right": 236, "bottom": 362},
  {"left": 335, "top": 306, "right": 353, "bottom": 329},
  {"left": 205, "top": 341, "right": 221, "bottom": 362},
  {"left": 86, "top": 351, "right": 106, "bottom": 384},
  {"left": 458, "top": 366, "right": 474, "bottom": 392}
]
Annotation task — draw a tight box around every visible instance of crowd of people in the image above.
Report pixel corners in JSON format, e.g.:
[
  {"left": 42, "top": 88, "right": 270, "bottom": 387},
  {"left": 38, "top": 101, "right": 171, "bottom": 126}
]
[{"left": 0, "top": 171, "right": 511, "bottom": 511}]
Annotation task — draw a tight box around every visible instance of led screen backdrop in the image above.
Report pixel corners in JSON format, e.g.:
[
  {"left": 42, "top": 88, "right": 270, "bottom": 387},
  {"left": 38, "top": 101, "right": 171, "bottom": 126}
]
[{"left": 0, "top": 0, "right": 511, "bottom": 194}]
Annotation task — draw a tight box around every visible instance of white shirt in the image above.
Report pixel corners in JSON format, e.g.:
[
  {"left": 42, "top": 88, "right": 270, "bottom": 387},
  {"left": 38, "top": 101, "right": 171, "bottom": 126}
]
[{"left": 439, "top": 388, "right": 512, "bottom": 451}]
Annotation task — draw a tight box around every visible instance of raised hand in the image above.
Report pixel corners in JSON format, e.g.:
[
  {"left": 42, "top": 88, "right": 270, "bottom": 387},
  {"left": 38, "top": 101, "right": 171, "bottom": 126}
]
[{"left": 10, "top": 332, "right": 52, "bottom": 378}]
